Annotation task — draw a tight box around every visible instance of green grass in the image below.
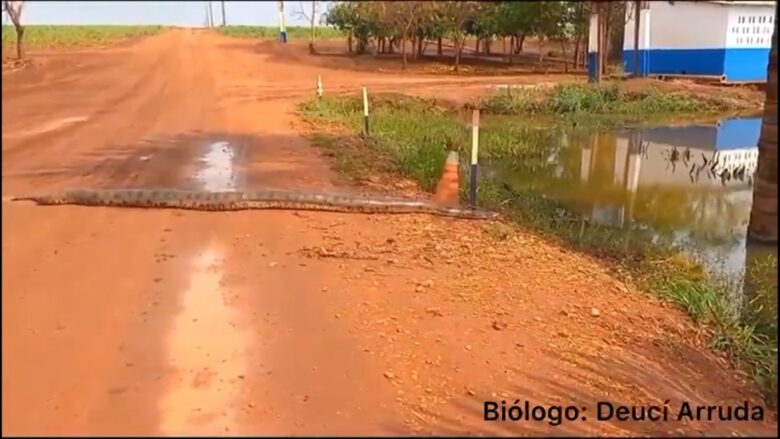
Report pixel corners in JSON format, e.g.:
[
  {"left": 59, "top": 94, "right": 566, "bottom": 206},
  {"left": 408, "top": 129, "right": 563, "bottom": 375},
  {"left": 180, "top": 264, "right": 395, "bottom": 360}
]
[
  {"left": 299, "top": 93, "right": 778, "bottom": 406},
  {"left": 478, "top": 82, "right": 736, "bottom": 123},
  {"left": 2, "top": 25, "right": 165, "bottom": 49},
  {"left": 215, "top": 25, "right": 344, "bottom": 40}
]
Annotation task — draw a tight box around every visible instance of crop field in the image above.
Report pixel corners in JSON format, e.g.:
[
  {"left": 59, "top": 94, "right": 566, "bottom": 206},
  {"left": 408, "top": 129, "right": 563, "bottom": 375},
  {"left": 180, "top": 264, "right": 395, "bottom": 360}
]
[
  {"left": 215, "top": 25, "right": 344, "bottom": 40},
  {"left": 1, "top": 25, "right": 165, "bottom": 49}
]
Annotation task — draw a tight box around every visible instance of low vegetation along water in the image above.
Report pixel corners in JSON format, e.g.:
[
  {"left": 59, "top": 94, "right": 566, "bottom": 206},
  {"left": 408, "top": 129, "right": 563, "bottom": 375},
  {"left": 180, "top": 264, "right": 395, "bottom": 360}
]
[{"left": 299, "top": 83, "right": 777, "bottom": 405}]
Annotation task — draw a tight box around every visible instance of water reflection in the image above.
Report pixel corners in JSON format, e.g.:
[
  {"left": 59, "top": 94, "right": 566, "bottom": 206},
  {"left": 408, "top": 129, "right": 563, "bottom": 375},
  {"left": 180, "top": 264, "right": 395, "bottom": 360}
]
[{"left": 482, "top": 116, "right": 772, "bottom": 308}]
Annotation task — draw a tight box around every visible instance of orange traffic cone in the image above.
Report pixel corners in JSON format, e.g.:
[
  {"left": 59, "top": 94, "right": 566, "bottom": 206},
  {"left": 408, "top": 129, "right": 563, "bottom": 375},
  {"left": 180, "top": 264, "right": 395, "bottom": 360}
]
[{"left": 433, "top": 151, "right": 460, "bottom": 206}]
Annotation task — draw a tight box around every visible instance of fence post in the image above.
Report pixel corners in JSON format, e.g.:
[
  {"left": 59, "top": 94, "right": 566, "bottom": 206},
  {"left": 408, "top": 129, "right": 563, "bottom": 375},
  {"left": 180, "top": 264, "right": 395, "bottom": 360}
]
[
  {"left": 316, "top": 75, "right": 323, "bottom": 99},
  {"left": 469, "top": 108, "right": 480, "bottom": 209},
  {"left": 362, "top": 87, "right": 370, "bottom": 136}
]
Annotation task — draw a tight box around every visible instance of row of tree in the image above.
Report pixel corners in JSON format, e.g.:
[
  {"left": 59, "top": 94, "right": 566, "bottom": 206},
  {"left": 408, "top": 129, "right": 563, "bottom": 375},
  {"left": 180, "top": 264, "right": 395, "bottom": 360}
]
[{"left": 323, "top": 1, "right": 628, "bottom": 73}]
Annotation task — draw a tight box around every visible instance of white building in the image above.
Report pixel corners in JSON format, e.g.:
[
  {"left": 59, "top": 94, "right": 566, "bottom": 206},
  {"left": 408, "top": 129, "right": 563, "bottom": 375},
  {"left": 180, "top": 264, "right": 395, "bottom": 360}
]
[{"left": 616, "top": 1, "right": 775, "bottom": 82}]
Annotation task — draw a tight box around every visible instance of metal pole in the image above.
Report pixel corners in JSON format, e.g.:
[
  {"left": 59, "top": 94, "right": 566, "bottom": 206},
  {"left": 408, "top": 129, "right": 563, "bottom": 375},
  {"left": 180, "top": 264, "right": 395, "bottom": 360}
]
[{"left": 469, "top": 108, "right": 480, "bottom": 209}]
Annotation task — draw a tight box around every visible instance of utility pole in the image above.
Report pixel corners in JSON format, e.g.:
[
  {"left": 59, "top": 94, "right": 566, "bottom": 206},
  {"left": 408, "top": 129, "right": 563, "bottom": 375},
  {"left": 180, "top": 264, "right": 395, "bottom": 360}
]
[
  {"left": 278, "top": 1, "right": 287, "bottom": 43},
  {"left": 207, "top": 1, "right": 214, "bottom": 27},
  {"left": 221, "top": 0, "right": 226, "bottom": 26}
]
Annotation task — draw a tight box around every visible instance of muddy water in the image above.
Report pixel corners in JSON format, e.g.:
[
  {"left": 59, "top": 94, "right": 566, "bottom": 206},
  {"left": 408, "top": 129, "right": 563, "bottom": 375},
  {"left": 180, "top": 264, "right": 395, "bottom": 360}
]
[
  {"left": 195, "top": 141, "right": 237, "bottom": 191},
  {"left": 479, "top": 116, "right": 775, "bottom": 310}
]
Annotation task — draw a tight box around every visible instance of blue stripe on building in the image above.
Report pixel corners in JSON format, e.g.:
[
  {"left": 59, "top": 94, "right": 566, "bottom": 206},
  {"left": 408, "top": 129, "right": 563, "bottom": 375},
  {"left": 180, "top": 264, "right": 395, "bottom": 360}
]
[{"left": 622, "top": 48, "right": 770, "bottom": 82}]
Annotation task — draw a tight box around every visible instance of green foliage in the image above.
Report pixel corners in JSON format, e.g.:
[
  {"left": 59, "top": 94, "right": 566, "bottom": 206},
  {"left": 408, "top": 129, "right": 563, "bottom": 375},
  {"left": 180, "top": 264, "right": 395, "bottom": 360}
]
[
  {"left": 480, "top": 83, "right": 713, "bottom": 117},
  {"left": 1, "top": 25, "right": 164, "bottom": 49},
  {"left": 321, "top": 1, "right": 590, "bottom": 66}
]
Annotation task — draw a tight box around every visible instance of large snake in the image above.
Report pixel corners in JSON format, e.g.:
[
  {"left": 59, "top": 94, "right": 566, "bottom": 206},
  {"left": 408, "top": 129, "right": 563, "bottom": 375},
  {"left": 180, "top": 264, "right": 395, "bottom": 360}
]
[{"left": 10, "top": 188, "right": 499, "bottom": 220}]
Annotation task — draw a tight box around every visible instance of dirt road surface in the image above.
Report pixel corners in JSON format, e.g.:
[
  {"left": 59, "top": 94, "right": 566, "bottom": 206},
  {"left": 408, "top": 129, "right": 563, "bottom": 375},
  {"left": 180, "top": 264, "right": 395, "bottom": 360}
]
[{"left": 2, "top": 29, "right": 776, "bottom": 436}]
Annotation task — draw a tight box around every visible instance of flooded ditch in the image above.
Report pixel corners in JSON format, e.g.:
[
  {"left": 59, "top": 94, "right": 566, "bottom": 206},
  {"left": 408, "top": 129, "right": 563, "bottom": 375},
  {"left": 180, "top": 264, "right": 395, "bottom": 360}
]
[{"left": 474, "top": 115, "right": 775, "bottom": 317}]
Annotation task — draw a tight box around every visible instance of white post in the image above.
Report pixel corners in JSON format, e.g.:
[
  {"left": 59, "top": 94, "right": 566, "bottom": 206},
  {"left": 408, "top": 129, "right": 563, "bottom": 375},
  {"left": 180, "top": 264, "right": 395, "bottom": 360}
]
[
  {"left": 278, "top": 1, "right": 287, "bottom": 43},
  {"left": 362, "top": 87, "right": 369, "bottom": 136},
  {"left": 316, "top": 75, "right": 323, "bottom": 98},
  {"left": 469, "top": 108, "right": 480, "bottom": 208}
]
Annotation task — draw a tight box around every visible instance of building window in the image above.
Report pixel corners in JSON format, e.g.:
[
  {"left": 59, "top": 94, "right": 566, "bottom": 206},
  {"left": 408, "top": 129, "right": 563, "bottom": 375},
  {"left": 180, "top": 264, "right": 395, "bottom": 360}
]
[{"left": 739, "top": 16, "right": 744, "bottom": 23}]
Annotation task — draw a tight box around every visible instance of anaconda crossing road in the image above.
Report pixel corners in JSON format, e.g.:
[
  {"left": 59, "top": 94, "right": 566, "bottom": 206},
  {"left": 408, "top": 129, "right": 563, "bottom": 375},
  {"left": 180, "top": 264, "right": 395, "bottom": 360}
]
[{"left": 2, "top": 29, "right": 776, "bottom": 436}]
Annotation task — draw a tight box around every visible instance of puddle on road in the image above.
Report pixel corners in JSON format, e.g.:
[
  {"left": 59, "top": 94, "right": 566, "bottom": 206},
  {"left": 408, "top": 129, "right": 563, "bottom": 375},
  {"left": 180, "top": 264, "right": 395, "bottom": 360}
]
[
  {"left": 194, "top": 141, "right": 236, "bottom": 191},
  {"left": 3, "top": 115, "right": 90, "bottom": 139},
  {"left": 158, "top": 246, "right": 250, "bottom": 435}
]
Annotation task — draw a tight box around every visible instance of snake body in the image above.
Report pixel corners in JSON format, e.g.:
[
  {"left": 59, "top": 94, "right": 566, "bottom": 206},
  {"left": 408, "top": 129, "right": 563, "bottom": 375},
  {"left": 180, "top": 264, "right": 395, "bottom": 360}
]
[{"left": 12, "top": 189, "right": 499, "bottom": 220}]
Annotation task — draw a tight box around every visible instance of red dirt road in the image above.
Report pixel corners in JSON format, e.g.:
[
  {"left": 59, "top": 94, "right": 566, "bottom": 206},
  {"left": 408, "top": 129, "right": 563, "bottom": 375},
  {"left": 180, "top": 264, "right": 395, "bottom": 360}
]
[{"left": 2, "top": 30, "right": 776, "bottom": 436}]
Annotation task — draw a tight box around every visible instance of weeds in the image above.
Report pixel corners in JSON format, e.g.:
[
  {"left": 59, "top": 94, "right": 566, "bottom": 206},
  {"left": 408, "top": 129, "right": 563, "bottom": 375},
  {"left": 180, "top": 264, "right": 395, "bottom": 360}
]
[
  {"left": 480, "top": 82, "right": 725, "bottom": 120},
  {"left": 299, "top": 93, "right": 778, "bottom": 405},
  {"left": 2, "top": 25, "right": 164, "bottom": 49}
]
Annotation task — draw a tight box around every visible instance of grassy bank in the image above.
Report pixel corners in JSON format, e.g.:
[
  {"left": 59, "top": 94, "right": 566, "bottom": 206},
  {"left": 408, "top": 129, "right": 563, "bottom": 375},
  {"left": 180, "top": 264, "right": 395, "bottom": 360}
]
[
  {"left": 2, "top": 25, "right": 164, "bottom": 50},
  {"left": 215, "top": 25, "right": 344, "bottom": 40},
  {"left": 477, "top": 82, "right": 756, "bottom": 126},
  {"left": 299, "top": 92, "right": 778, "bottom": 405}
]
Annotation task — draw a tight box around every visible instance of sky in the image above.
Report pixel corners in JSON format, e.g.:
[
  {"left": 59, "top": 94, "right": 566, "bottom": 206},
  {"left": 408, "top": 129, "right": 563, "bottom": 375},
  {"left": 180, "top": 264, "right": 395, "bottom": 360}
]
[{"left": 4, "top": 1, "right": 333, "bottom": 27}]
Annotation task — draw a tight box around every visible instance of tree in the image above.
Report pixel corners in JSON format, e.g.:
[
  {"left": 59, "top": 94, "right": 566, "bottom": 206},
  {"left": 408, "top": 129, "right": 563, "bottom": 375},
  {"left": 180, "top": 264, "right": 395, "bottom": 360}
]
[
  {"left": 295, "top": 1, "right": 320, "bottom": 54},
  {"left": 221, "top": 0, "right": 226, "bottom": 26},
  {"left": 440, "top": 1, "right": 477, "bottom": 72},
  {"left": 3, "top": 0, "right": 24, "bottom": 60},
  {"left": 748, "top": 9, "right": 778, "bottom": 244},
  {"left": 633, "top": 0, "right": 641, "bottom": 76}
]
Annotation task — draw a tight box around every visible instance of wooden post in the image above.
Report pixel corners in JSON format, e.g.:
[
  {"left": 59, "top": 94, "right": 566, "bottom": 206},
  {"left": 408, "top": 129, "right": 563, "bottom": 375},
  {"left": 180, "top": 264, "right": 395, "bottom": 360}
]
[
  {"left": 469, "top": 108, "right": 480, "bottom": 209},
  {"left": 316, "top": 75, "right": 323, "bottom": 98},
  {"left": 362, "top": 87, "right": 369, "bottom": 136}
]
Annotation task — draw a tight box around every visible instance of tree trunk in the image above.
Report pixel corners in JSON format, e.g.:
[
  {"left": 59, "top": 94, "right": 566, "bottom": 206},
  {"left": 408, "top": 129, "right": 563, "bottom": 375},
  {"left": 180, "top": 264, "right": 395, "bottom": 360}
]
[
  {"left": 502, "top": 37, "right": 506, "bottom": 57},
  {"left": 416, "top": 33, "right": 423, "bottom": 58},
  {"left": 561, "top": 42, "right": 568, "bottom": 73},
  {"left": 308, "top": 0, "right": 316, "bottom": 54},
  {"left": 508, "top": 35, "right": 514, "bottom": 65},
  {"left": 633, "top": 0, "right": 641, "bottom": 76},
  {"left": 348, "top": 32, "right": 353, "bottom": 53},
  {"left": 748, "top": 12, "right": 778, "bottom": 243},
  {"left": 596, "top": 3, "right": 606, "bottom": 82},
  {"left": 389, "top": 37, "right": 395, "bottom": 54},
  {"left": 454, "top": 36, "right": 463, "bottom": 72},
  {"left": 516, "top": 34, "right": 526, "bottom": 53},
  {"left": 401, "top": 34, "right": 408, "bottom": 70},
  {"left": 221, "top": 0, "right": 226, "bottom": 26},
  {"left": 15, "top": 25, "right": 24, "bottom": 60},
  {"left": 538, "top": 38, "right": 545, "bottom": 66},
  {"left": 475, "top": 37, "right": 480, "bottom": 54},
  {"left": 602, "top": 8, "right": 611, "bottom": 76},
  {"left": 437, "top": 36, "right": 442, "bottom": 56},
  {"left": 485, "top": 36, "right": 491, "bottom": 55},
  {"left": 573, "top": 34, "right": 581, "bottom": 69}
]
